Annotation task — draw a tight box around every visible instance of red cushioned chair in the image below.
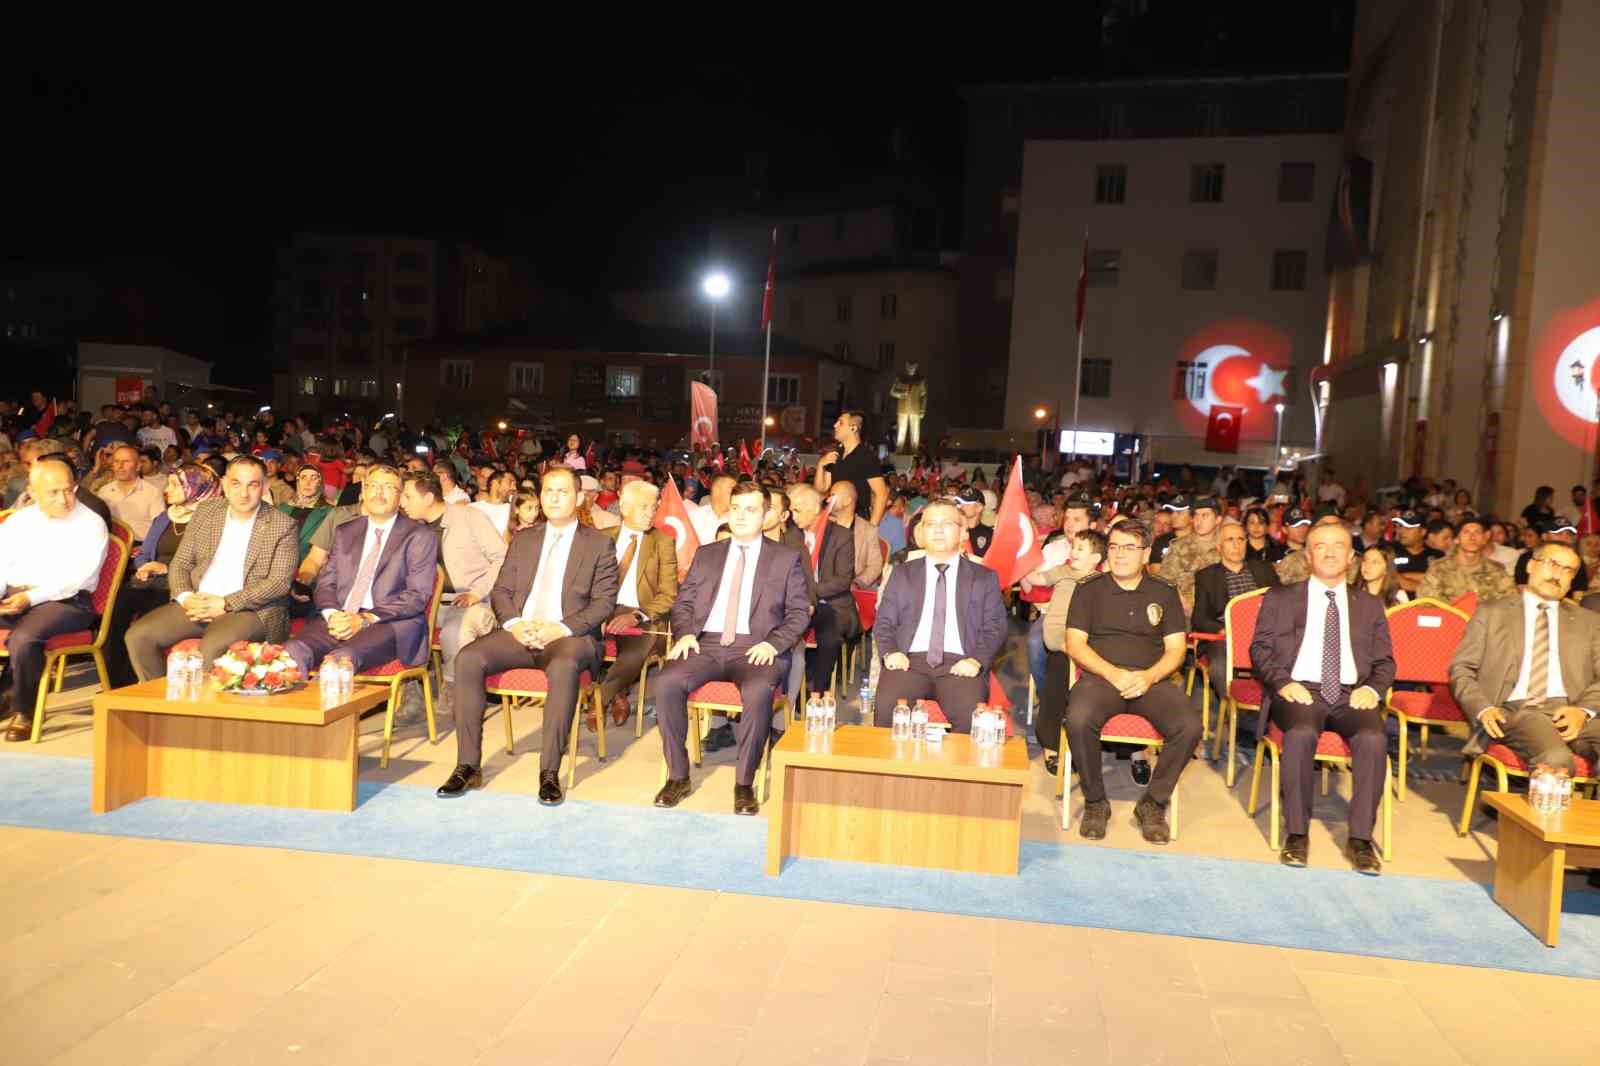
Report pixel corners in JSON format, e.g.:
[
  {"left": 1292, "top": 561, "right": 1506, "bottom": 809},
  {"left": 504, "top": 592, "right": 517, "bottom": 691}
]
[
  {"left": 844, "top": 586, "right": 878, "bottom": 688},
  {"left": 1383, "top": 598, "right": 1470, "bottom": 801},
  {"left": 1457, "top": 744, "right": 1598, "bottom": 836},
  {"left": 486, "top": 667, "right": 602, "bottom": 790},
  {"left": 1211, "top": 587, "right": 1271, "bottom": 787},
  {"left": 1053, "top": 663, "right": 1180, "bottom": 836},
  {"left": 353, "top": 566, "right": 446, "bottom": 768},
  {"left": 670, "top": 680, "right": 780, "bottom": 803},
  {"left": 0, "top": 536, "right": 129, "bottom": 742},
  {"left": 1186, "top": 631, "right": 1223, "bottom": 742},
  {"left": 796, "top": 626, "right": 842, "bottom": 708},
  {"left": 1248, "top": 721, "right": 1395, "bottom": 859},
  {"left": 922, "top": 673, "right": 1017, "bottom": 737},
  {"left": 597, "top": 622, "right": 670, "bottom": 740}
]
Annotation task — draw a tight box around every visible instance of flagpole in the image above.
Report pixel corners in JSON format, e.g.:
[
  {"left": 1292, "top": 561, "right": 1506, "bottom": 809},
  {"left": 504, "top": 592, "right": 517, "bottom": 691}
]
[
  {"left": 759, "top": 320, "right": 772, "bottom": 454},
  {"left": 1068, "top": 229, "right": 1087, "bottom": 461}
]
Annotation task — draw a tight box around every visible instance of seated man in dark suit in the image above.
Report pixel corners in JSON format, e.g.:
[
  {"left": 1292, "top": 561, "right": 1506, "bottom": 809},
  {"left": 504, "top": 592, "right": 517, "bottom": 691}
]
[
  {"left": 440, "top": 466, "right": 618, "bottom": 805},
  {"left": 874, "top": 500, "right": 1007, "bottom": 733},
  {"left": 1250, "top": 523, "right": 1395, "bottom": 874},
  {"left": 654, "top": 480, "right": 810, "bottom": 816},
  {"left": 1192, "top": 517, "right": 1280, "bottom": 707},
  {"left": 786, "top": 484, "right": 856, "bottom": 696},
  {"left": 285, "top": 464, "right": 439, "bottom": 681},
  {"left": 1451, "top": 541, "right": 1600, "bottom": 778}
]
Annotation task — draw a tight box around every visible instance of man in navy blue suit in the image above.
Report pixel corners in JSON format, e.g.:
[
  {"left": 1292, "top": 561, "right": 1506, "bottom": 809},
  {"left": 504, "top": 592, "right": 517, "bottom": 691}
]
[{"left": 653, "top": 480, "right": 811, "bottom": 816}]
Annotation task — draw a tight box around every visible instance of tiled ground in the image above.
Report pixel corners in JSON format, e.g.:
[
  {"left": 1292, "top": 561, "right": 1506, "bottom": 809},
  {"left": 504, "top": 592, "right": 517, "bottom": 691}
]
[{"left": 4, "top": 664, "right": 1596, "bottom": 1064}]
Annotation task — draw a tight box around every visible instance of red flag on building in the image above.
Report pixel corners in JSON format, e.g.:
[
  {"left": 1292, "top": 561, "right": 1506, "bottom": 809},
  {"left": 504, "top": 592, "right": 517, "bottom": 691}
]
[
  {"left": 690, "top": 381, "right": 718, "bottom": 448},
  {"left": 759, "top": 227, "right": 777, "bottom": 332},
  {"left": 982, "top": 456, "right": 1045, "bottom": 589},
  {"left": 652, "top": 476, "right": 701, "bottom": 579},
  {"left": 808, "top": 499, "right": 834, "bottom": 574},
  {"left": 1205, "top": 406, "right": 1243, "bottom": 453},
  {"left": 737, "top": 440, "right": 754, "bottom": 476},
  {"left": 1075, "top": 237, "right": 1088, "bottom": 336}
]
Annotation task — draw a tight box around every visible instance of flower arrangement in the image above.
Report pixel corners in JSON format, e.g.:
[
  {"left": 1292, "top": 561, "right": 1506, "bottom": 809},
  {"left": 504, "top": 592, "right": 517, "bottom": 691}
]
[{"left": 210, "top": 641, "right": 303, "bottom": 695}]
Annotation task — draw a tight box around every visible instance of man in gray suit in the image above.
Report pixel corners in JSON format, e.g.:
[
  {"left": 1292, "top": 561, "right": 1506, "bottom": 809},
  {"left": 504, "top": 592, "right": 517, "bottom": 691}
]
[
  {"left": 439, "top": 467, "right": 618, "bottom": 806},
  {"left": 1450, "top": 541, "right": 1600, "bottom": 774},
  {"left": 125, "top": 455, "right": 299, "bottom": 679}
]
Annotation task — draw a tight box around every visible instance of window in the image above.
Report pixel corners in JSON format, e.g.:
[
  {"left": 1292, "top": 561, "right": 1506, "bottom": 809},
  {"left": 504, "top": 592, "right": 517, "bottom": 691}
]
[
  {"left": 833, "top": 341, "right": 852, "bottom": 361},
  {"left": 1086, "top": 250, "right": 1121, "bottom": 288},
  {"left": 879, "top": 342, "right": 897, "bottom": 367},
  {"left": 1174, "top": 361, "right": 1207, "bottom": 400},
  {"left": 836, "top": 295, "right": 852, "bottom": 323},
  {"left": 790, "top": 298, "right": 805, "bottom": 327},
  {"left": 394, "top": 252, "right": 422, "bottom": 272},
  {"left": 394, "top": 317, "right": 425, "bottom": 337},
  {"left": 509, "top": 363, "right": 544, "bottom": 394},
  {"left": 606, "top": 366, "right": 641, "bottom": 398},
  {"left": 1190, "top": 163, "right": 1226, "bottom": 203},
  {"left": 394, "top": 284, "right": 425, "bottom": 306},
  {"left": 1271, "top": 250, "right": 1309, "bottom": 291},
  {"left": 767, "top": 374, "right": 800, "bottom": 405},
  {"left": 1278, "top": 162, "right": 1315, "bottom": 203},
  {"left": 298, "top": 375, "right": 324, "bottom": 396},
  {"left": 358, "top": 380, "right": 379, "bottom": 397},
  {"left": 332, "top": 379, "right": 352, "bottom": 397},
  {"left": 1080, "top": 358, "right": 1112, "bottom": 397},
  {"left": 1094, "top": 164, "right": 1127, "bottom": 204},
  {"left": 1181, "top": 249, "right": 1219, "bottom": 290},
  {"left": 881, "top": 293, "right": 898, "bottom": 319},
  {"left": 441, "top": 360, "right": 473, "bottom": 389}
]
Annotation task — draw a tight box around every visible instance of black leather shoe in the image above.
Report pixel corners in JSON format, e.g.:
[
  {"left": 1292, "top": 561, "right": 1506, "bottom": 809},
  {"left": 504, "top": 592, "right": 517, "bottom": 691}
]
[
  {"left": 1130, "top": 757, "right": 1153, "bottom": 786},
  {"left": 702, "top": 723, "right": 735, "bottom": 753},
  {"left": 1132, "top": 795, "right": 1170, "bottom": 845},
  {"left": 4, "top": 714, "right": 32, "bottom": 742},
  {"left": 1079, "top": 799, "right": 1111, "bottom": 840},
  {"left": 538, "top": 772, "right": 563, "bottom": 807},
  {"left": 1280, "top": 833, "right": 1309, "bottom": 867},
  {"left": 1043, "top": 752, "right": 1059, "bottom": 777},
  {"left": 436, "top": 764, "right": 482, "bottom": 798},
  {"left": 654, "top": 777, "right": 691, "bottom": 808},
  {"left": 733, "top": 784, "right": 759, "bottom": 816},
  {"left": 1345, "top": 837, "right": 1382, "bottom": 876}
]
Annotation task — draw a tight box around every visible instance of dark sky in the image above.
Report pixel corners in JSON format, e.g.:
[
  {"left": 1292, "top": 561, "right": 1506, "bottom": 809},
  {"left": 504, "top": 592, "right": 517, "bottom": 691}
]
[{"left": 6, "top": 3, "right": 1352, "bottom": 372}]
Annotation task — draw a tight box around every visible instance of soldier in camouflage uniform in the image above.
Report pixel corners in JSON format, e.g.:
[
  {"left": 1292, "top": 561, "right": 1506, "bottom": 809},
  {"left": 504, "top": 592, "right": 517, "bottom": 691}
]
[
  {"left": 1415, "top": 516, "right": 1517, "bottom": 604},
  {"left": 1274, "top": 508, "right": 1321, "bottom": 584},
  {"left": 1159, "top": 496, "right": 1222, "bottom": 616}
]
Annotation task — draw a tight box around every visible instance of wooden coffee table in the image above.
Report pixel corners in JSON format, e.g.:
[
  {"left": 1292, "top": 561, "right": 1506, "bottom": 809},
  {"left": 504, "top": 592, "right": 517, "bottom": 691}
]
[
  {"left": 765, "top": 724, "right": 1030, "bottom": 876},
  {"left": 1484, "top": 793, "right": 1600, "bottom": 947},
  {"left": 92, "top": 679, "right": 389, "bottom": 814}
]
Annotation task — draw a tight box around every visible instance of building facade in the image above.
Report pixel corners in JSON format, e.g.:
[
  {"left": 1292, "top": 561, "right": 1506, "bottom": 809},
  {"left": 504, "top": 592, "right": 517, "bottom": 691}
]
[
  {"left": 1321, "top": 0, "right": 1600, "bottom": 513},
  {"left": 1004, "top": 133, "right": 1341, "bottom": 469}
]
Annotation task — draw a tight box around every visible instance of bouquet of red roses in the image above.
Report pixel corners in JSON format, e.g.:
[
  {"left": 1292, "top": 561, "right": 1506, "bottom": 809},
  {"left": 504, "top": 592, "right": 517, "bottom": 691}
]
[{"left": 210, "top": 641, "right": 303, "bottom": 695}]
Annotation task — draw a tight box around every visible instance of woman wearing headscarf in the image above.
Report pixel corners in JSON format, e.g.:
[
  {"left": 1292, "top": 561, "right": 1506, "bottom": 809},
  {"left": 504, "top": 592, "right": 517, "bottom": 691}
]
[{"left": 278, "top": 465, "right": 333, "bottom": 559}]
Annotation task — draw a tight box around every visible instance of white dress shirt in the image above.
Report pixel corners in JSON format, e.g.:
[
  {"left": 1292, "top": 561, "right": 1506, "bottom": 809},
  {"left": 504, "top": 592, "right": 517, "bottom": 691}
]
[
  {"left": 614, "top": 526, "right": 645, "bottom": 610},
  {"left": 189, "top": 507, "right": 260, "bottom": 602},
  {"left": 704, "top": 535, "right": 762, "bottom": 638},
  {"left": 689, "top": 500, "right": 725, "bottom": 546},
  {"left": 1508, "top": 589, "right": 1567, "bottom": 702},
  {"left": 0, "top": 502, "right": 108, "bottom": 603},
  {"left": 1290, "top": 577, "right": 1357, "bottom": 687},
  {"left": 471, "top": 499, "right": 510, "bottom": 536},
  {"left": 909, "top": 554, "right": 966, "bottom": 658},
  {"left": 509, "top": 521, "right": 577, "bottom": 630}
]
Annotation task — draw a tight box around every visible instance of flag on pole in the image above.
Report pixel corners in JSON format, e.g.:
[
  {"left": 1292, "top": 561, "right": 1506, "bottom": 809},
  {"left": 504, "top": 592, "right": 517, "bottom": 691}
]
[
  {"left": 652, "top": 476, "right": 701, "bottom": 578},
  {"left": 760, "top": 227, "right": 777, "bottom": 332},
  {"left": 690, "top": 381, "right": 718, "bottom": 448},
  {"left": 1075, "top": 237, "right": 1088, "bottom": 336},
  {"left": 712, "top": 449, "right": 725, "bottom": 475},
  {"left": 737, "top": 440, "right": 754, "bottom": 476},
  {"left": 982, "top": 456, "right": 1046, "bottom": 589}
]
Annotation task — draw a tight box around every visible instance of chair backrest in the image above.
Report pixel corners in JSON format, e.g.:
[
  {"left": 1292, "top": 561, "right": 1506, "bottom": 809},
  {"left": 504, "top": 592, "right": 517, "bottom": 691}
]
[
  {"left": 109, "top": 519, "right": 133, "bottom": 547},
  {"left": 1224, "top": 586, "right": 1272, "bottom": 676},
  {"left": 425, "top": 565, "right": 446, "bottom": 631},
  {"left": 89, "top": 538, "right": 130, "bottom": 647},
  {"left": 1386, "top": 597, "right": 1469, "bottom": 685},
  {"left": 1451, "top": 590, "right": 1478, "bottom": 616},
  {"left": 986, "top": 671, "right": 1012, "bottom": 711},
  {"left": 0, "top": 508, "right": 12, "bottom": 525}
]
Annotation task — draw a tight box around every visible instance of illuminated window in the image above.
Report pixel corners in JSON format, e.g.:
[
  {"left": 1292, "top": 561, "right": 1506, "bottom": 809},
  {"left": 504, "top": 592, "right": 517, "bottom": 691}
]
[{"left": 606, "top": 366, "right": 641, "bottom": 398}]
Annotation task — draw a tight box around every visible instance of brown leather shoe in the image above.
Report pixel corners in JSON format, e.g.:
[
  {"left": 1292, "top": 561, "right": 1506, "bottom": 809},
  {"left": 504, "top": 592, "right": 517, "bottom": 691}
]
[
  {"left": 5, "top": 714, "right": 33, "bottom": 742},
  {"left": 583, "top": 707, "right": 598, "bottom": 732},
  {"left": 609, "top": 694, "right": 630, "bottom": 726}
]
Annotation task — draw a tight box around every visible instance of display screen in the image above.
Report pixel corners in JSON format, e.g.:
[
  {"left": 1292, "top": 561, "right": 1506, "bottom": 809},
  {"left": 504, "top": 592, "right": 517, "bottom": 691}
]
[{"left": 1057, "top": 430, "right": 1115, "bottom": 456}]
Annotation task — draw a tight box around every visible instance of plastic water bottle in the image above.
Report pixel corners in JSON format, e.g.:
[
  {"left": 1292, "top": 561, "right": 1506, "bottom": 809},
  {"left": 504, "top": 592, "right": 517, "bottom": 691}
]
[
  {"left": 320, "top": 661, "right": 340, "bottom": 707},
  {"left": 1531, "top": 766, "right": 1553, "bottom": 813},
  {"left": 165, "top": 649, "right": 188, "bottom": 700},
  {"left": 333, "top": 653, "right": 354, "bottom": 700},
  {"left": 804, "top": 694, "right": 817, "bottom": 734},
  {"left": 183, "top": 650, "right": 205, "bottom": 699},
  {"left": 822, "top": 693, "right": 836, "bottom": 733},
  {"left": 892, "top": 699, "right": 911, "bottom": 741},
  {"left": 1558, "top": 769, "right": 1573, "bottom": 812},
  {"left": 910, "top": 700, "right": 928, "bottom": 741},
  {"left": 859, "top": 681, "right": 874, "bottom": 725}
]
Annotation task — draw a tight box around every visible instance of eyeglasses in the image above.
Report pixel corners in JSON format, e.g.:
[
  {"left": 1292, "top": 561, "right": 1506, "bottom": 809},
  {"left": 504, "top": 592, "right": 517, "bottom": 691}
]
[
  {"left": 1535, "top": 557, "right": 1579, "bottom": 577},
  {"left": 1106, "top": 542, "right": 1144, "bottom": 554}
]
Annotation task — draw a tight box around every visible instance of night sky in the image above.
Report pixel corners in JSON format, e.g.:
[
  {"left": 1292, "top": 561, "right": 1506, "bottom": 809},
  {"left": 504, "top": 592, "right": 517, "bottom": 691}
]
[{"left": 6, "top": 4, "right": 1352, "bottom": 384}]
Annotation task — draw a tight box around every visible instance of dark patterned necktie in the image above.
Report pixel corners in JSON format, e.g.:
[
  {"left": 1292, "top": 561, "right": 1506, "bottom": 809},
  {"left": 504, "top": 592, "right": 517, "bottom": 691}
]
[
  {"left": 927, "top": 562, "right": 949, "bottom": 668},
  {"left": 1320, "top": 589, "right": 1341, "bottom": 705},
  {"left": 1527, "top": 604, "right": 1550, "bottom": 709}
]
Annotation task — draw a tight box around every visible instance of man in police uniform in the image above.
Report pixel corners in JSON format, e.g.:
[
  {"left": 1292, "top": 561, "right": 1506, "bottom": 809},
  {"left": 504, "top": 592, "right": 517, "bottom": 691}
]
[
  {"left": 1147, "top": 494, "right": 1191, "bottom": 574},
  {"left": 1064, "top": 519, "right": 1201, "bottom": 844},
  {"left": 952, "top": 485, "right": 993, "bottom": 557},
  {"left": 1417, "top": 515, "right": 1516, "bottom": 605},
  {"left": 1273, "top": 508, "right": 1315, "bottom": 583},
  {"left": 1157, "top": 495, "right": 1221, "bottom": 618},
  {"left": 1390, "top": 511, "right": 1442, "bottom": 593}
]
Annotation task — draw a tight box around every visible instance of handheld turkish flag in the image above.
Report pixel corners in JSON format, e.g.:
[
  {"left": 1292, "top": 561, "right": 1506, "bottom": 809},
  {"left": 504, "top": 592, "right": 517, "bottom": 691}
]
[
  {"left": 652, "top": 476, "right": 701, "bottom": 579},
  {"left": 712, "top": 449, "right": 725, "bottom": 474},
  {"left": 583, "top": 440, "right": 597, "bottom": 469},
  {"left": 760, "top": 227, "right": 777, "bottom": 331},
  {"left": 1205, "top": 405, "right": 1243, "bottom": 453},
  {"left": 737, "top": 440, "right": 754, "bottom": 476},
  {"left": 981, "top": 456, "right": 1045, "bottom": 589},
  {"left": 809, "top": 499, "right": 834, "bottom": 574},
  {"left": 33, "top": 398, "right": 57, "bottom": 437},
  {"left": 690, "top": 381, "right": 718, "bottom": 448}
]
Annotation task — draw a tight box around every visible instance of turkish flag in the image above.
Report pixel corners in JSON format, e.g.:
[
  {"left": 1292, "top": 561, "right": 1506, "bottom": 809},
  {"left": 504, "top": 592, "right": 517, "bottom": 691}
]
[
  {"left": 981, "top": 456, "right": 1045, "bottom": 589},
  {"left": 690, "top": 382, "right": 718, "bottom": 447},
  {"left": 760, "top": 227, "right": 777, "bottom": 331},
  {"left": 737, "top": 440, "right": 754, "bottom": 476},
  {"left": 652, "top": 476, "right": 701, "bottom": 578},
  {"left": 1205, "top": 405, "right": 1243, "bottom": 452}
]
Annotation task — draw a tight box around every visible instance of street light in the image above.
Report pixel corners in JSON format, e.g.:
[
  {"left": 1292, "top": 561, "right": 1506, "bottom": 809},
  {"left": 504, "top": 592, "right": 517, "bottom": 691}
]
[
  {"left": 1033, "top": 406, "right": 1048, "bottom": 420},
  {"left": 702, "top": 272, "right": 731, "bottom": 381}
]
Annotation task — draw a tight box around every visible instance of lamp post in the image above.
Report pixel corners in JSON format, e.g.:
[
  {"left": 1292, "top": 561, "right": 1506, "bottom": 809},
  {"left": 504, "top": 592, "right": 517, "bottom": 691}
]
[
  {"left": 702, "top": 272, "right": 730, "bottom": 381},
  {"left": 1272, "top": 402, "right": 1286, "bottom": 492}
]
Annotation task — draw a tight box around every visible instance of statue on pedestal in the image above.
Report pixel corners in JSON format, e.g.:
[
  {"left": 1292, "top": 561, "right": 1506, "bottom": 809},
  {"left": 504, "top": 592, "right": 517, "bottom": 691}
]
[{"left": 888, "top": 361, "right": 926, "bottom": 454}]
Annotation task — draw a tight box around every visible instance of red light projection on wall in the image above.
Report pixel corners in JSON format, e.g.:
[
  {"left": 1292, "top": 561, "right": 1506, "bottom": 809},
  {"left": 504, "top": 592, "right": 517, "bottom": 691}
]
[
  {"left": 1172, "top": 320, "right": 1294, "bottom": 441},
  {"left": 1532, "top": 298, "right": 1600, "bottom": 450}
]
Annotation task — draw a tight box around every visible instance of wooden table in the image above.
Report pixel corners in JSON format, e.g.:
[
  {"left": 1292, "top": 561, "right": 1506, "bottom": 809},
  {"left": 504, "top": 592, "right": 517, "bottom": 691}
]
[
  {"left": 765, "top": 724, "right": 1030, "bottom": 876},
  {"left": 1485, "top": 793, "right": 1600, "bottom": 947},
  {"left": 92, "top": 679, "right": 389, "bottom": 814}
]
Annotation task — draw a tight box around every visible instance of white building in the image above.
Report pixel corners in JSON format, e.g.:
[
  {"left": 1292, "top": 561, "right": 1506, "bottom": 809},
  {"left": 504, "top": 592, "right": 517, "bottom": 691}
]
[{"left": 1004, "top": 134, "right": 1342, "bottom": 470}]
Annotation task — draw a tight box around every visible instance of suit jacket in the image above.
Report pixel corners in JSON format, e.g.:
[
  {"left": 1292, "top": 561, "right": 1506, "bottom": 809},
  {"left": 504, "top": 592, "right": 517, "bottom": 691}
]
[
  {"left": 1192, "top": 559, "right": 1280, "bottom": 635},
  {"left": 849, "top": 515, "right": 884, "bottom": 588},
  {"left": 169, "top": 500, "right": 300, "bottom": 642},
  {"left": 812, "top": 520, "right": 858, "bottom": 634},
  {"left": 605, "top": 525, "right": 678, "bottom": 620},
  {"left": 778, "top": 524, "right": 818, "bottom": 610},
  {"left": 315, "top": 514, "right": 439, "bottom": 667},
  {"left": 491, "top": 522, "right": 619, "bottom": 665},
  {"left": 875, "top": 554, "right": 1007, "bottom": 669},
  {"left": 1248, "top": 581, "right": 1396, "bottom": 735},
  {"left": 669, "top": 537, "right": 811, "bottom": 657},
  {"left": 1449, "top": 593, "right": 1600, "bottom": 755},
  {"left": 437, "top": 502, "right": 506, "bottom": 601}
]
